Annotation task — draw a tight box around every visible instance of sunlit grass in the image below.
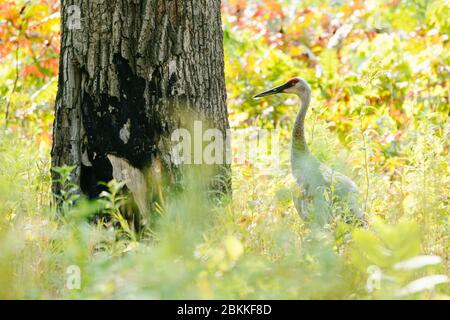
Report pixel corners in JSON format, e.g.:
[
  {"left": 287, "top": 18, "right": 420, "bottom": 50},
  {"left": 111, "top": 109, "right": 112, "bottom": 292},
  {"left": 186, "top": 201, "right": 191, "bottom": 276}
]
[{"left": 0, "top": 115, "right": 448, "bottom": 299}]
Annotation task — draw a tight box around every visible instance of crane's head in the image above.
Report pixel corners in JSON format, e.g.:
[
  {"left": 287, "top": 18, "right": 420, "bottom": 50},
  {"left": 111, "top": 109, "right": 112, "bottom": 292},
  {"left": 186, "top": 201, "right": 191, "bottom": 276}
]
[{"left": 253, "top": 77, "right": 311, "bottom": 100}]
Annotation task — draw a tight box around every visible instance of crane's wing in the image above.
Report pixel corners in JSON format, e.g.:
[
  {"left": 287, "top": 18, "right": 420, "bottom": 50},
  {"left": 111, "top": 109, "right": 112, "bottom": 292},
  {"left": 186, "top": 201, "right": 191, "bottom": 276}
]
[
  {"left": 319, "top": 163, "right": 364, "bottom": 219},
  {"left": 319, "top": 163, "right": 359, "bottom": 195},
  {"left": 291, "top": 155, "right": 364, "bottom": 221}
]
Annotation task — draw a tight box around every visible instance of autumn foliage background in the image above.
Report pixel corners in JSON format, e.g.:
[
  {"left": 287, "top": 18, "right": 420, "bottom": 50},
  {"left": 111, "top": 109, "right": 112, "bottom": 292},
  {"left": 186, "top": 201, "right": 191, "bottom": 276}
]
[{"left": 0, "top": 0, "right": 449, "bottom": 299}]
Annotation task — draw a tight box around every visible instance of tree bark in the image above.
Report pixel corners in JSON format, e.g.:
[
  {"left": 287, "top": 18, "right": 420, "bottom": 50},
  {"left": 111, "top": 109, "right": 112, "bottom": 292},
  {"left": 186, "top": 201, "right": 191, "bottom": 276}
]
[{"left": 52, "top": 0, "right": 230, "bottom": 211}]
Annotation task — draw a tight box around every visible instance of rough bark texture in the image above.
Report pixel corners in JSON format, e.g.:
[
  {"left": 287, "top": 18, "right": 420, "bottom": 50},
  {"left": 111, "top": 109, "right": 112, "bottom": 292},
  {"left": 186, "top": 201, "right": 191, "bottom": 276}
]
[{"left": 52, "top": 0, "right": 229, "bottom": 204}]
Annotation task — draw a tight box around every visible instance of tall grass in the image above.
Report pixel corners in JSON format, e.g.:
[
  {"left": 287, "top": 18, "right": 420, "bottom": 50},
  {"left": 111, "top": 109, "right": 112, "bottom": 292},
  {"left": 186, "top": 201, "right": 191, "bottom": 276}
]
[{"left": 0, "top": 117, "right": 448, "bottom": 299}]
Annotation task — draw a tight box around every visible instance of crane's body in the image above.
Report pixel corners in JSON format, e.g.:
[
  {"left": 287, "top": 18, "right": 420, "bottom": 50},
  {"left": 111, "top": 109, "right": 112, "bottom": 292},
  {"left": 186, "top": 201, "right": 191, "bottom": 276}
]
[{"left": 254, "top": 77, "right": 363, "bottom": 224}]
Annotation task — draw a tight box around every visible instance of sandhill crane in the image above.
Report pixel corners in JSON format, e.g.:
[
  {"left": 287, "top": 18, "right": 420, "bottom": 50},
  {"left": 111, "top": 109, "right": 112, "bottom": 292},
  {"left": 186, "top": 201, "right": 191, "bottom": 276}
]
[{"left": 254, "top": 77, "right": 363, "bottom": 224}]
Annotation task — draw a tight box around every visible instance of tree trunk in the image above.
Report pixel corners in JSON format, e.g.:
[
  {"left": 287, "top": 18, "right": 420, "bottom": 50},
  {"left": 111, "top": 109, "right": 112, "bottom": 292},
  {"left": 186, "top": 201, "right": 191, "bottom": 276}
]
[{"left": 51, "top": 0, "right": 230, "bottom": 215}]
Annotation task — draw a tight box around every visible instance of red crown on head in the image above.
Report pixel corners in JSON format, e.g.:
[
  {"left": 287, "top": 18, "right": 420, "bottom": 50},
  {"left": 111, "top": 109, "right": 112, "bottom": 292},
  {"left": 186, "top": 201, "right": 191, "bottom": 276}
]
[{"left": 287, "top": 78, "right": 300, "bottom": 85}]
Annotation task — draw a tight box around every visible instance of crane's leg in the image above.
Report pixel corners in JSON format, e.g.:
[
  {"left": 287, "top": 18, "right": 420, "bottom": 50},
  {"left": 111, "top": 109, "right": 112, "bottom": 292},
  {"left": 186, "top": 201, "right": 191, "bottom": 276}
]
[
  {"left": 293, "top": 195, "right": 309, "bottom": 221},
  {"left": 310, "top": 187, "right": 332, "bottom": 225},
  {"left": 293, "top": 192, "right": 330, "bottom": 225}
]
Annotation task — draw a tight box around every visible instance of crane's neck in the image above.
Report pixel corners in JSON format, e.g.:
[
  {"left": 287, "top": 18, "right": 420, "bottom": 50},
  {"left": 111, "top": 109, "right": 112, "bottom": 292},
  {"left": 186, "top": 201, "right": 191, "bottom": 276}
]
[{"left": 291, "top": 93, "right": 311, "bottom": 155}]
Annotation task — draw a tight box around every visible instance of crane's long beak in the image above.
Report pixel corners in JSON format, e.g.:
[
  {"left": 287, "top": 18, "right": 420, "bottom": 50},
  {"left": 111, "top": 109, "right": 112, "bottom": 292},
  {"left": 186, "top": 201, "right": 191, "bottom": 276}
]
[{"left": 253, "top": 83, "right": 291, "bottom": 98}]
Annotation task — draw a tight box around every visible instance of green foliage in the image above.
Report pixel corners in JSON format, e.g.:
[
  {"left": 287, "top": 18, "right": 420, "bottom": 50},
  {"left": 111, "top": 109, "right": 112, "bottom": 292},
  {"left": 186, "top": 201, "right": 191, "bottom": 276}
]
[
  {"left": 0, "top": 0, "right": 449, "bottom": 299},
  {"left": 350, "top": 220, "right": 448, "bottom": 299},
  {"left": 427, "top": 0, "right": 450, "bottom": 34}
]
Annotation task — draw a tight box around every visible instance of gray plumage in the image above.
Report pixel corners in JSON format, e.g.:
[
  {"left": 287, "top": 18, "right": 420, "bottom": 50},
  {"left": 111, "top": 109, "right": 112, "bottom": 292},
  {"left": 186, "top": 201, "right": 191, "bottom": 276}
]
[{"left": 254, "top": 77, "right": 363, "bottom": 224}]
